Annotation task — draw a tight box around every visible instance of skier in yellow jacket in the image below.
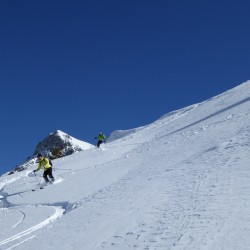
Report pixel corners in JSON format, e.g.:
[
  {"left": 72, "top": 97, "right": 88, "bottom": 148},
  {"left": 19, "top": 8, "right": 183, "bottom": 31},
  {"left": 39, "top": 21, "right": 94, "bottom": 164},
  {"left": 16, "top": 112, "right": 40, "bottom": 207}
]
[{"left": 33, "top": 154, "right": 55, "bottom": 183}]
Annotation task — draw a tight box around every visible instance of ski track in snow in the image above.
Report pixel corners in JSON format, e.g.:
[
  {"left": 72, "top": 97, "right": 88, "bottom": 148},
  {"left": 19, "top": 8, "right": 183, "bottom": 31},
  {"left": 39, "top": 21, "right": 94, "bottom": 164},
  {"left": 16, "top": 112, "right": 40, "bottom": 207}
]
[
  {"left": 11, "top": 211, "right": 25, "bottom": 229},
  {"left": 0, "top": 179, "right": 66, "bottom": 249},
  {"left": 0, "top": 206, "right": 64, "bottom": 248}
]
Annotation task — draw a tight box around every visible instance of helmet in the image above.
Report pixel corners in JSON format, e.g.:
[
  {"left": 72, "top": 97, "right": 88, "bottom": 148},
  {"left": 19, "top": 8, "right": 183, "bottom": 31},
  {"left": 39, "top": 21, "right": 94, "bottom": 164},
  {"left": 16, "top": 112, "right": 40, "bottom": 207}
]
[{"left": 37, "top": 153, "right": 42, "bottom": 158}]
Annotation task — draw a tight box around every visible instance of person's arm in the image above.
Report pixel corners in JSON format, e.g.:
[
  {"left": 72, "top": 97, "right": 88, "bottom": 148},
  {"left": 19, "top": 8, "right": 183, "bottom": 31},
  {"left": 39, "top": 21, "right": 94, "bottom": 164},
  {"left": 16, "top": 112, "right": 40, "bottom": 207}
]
[{"left": 34, "top": 162, "right": 42, "bottom": 172}]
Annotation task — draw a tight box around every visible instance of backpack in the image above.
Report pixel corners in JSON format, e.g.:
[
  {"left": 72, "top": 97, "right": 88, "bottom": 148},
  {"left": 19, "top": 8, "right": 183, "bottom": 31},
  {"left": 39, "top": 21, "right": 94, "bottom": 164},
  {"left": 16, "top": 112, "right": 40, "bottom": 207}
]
[{"left": 49, "top": 159, "right": 53, "bottom": 166}]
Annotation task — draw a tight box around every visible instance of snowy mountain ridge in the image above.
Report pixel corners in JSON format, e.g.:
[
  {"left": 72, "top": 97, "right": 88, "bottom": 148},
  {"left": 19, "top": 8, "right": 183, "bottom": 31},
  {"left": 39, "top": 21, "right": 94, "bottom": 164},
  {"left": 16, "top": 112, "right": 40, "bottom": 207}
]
[
  {"left": 7, "top": 130, "right": 94, "bottom": 176},
  {"left": 1, "top": 81, "right": 250, "bottom": 250},
  {"left": 34, "top": 129, "right": 94, "bottom": 157}
]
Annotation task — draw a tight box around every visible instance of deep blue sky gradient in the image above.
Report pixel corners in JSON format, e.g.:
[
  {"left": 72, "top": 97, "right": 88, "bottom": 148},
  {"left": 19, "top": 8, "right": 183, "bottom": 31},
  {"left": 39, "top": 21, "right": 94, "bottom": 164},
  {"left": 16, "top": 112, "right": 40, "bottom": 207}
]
[{"left": 1, "top": 0, "right": 250, "bottom": 174}]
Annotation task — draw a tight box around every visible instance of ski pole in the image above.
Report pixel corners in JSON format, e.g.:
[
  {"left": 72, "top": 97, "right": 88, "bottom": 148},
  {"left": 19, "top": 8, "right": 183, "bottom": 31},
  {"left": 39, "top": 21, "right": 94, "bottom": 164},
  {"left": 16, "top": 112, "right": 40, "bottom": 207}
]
[
  {"left": 53, "top": 167, "right": 72, "bottom": 171},
  {"left": 34, "top": 172, "right": 40, "bottom": 184}
]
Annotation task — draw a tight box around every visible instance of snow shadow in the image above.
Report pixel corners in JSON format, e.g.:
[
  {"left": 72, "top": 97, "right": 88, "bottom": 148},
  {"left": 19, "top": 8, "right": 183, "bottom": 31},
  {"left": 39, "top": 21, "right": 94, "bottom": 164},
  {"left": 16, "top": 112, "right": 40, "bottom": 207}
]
[
  {"left": 44, "top": 201, "right": 79, "bottom": 214},
  {"left": 166, "top": 96, "right": 250, "bottom": 137}
]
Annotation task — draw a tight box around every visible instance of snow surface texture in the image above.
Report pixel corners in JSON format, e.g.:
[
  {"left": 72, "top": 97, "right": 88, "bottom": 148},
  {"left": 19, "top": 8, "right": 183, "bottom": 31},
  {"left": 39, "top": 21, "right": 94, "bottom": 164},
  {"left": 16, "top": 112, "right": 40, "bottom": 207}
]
[{"left": 1, "top": 81, "right": 250, "bottom": 250}]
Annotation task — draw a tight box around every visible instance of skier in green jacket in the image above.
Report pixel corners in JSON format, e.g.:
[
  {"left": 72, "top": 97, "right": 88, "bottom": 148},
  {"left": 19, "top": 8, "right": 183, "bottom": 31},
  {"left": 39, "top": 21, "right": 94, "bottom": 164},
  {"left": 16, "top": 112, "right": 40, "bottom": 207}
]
[
  {"left": 95, "top": 132, "right": 106, "bottom": 148},
  {"left": 33, "top": 153, "right": 55, "bottom": 183}
]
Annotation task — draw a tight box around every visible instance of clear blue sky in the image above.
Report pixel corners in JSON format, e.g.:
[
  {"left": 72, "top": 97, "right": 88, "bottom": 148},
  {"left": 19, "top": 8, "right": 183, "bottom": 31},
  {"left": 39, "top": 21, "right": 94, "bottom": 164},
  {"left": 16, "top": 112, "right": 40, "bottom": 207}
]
[{"left": 1, "top": 0, "right": 250, "bottom": 174}]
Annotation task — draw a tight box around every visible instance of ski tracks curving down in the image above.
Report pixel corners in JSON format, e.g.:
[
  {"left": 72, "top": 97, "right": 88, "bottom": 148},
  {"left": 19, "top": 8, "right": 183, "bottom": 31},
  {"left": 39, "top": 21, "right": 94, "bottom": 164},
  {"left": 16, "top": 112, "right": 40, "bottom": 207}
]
[
  {"left": 0, "top": 205, "right": 65, "bottom": 250},
  {"left": 0, "top": 177, "right": 66, "bottom": 250}
]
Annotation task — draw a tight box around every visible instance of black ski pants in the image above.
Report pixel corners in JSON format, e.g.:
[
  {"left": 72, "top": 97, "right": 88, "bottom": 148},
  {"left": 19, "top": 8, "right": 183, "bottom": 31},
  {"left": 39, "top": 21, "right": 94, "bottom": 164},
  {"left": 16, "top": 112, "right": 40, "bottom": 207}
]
[
  {"left": 43, "top": 167, "right": 54, "bottom": 182},
  {"left": 97, "top": 140, "right": 104, "bottom": 148}
]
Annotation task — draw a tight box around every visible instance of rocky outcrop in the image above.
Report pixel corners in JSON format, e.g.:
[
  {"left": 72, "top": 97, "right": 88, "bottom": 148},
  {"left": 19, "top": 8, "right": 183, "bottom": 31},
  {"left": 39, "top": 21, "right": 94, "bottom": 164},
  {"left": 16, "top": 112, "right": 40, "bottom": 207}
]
[{"left": 34, "top": 130, "right": 93, "bottom": 158}]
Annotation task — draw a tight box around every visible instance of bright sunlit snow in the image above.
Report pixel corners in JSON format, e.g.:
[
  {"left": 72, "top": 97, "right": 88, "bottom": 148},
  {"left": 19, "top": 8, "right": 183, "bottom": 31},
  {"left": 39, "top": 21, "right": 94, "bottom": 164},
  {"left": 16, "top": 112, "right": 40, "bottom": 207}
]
[
  {"left": 55, "top": 130, "right": 94, "bottom": 150},
  {"left": 1, "top": 81, "right": 250, "bottom": 250}
]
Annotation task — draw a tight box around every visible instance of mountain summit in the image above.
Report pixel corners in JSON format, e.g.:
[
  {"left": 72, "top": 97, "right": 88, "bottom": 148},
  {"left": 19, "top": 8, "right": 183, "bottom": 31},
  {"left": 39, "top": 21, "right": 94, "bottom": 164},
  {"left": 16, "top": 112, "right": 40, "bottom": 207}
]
[{"left": 34, "top": 130, "right": 93, "bottom": 158}]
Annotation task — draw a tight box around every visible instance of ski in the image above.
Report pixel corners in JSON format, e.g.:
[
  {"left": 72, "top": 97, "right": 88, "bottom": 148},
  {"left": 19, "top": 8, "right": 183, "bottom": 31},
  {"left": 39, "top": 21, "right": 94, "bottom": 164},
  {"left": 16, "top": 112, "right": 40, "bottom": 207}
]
[
  {"left": 32, "top": 186, "right": 44, "bottom": 191},
  {"left": 31, "top": 178, "right": 61, "bottom": 191}
]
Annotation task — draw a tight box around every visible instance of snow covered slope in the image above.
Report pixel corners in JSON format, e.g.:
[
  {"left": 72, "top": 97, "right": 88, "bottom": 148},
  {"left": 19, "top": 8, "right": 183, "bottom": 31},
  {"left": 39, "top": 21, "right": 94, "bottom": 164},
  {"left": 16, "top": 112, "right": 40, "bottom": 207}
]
[{"left": 1, "top": 81, "right": 250, "bottom": 250}]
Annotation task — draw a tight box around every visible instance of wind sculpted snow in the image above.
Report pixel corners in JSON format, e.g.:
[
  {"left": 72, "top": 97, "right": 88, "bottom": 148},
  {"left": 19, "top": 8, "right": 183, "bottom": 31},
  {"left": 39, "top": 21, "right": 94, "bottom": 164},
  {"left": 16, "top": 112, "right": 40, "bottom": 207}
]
[{"left": 1, "top": 81, "right": 250, "bottom": 249}]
